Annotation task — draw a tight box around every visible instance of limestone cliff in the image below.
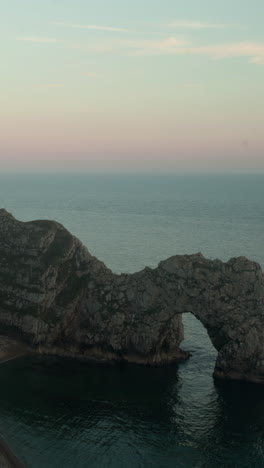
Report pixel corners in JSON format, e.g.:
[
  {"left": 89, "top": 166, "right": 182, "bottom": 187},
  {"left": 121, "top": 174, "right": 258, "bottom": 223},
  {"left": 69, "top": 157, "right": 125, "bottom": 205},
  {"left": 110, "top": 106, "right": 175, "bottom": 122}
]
[
  {"left": 0, "top": 208, "right": 264, "bottom": 383},
  {"left": 0, "top": 209, "right": 185, "bottom": 365}
]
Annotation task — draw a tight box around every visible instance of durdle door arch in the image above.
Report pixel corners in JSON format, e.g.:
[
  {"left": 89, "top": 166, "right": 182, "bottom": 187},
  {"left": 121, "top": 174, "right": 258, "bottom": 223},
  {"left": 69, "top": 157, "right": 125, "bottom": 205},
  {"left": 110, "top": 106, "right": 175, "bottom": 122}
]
[{"left": 0, "top": 208, "right": 264, "bottom": 384}]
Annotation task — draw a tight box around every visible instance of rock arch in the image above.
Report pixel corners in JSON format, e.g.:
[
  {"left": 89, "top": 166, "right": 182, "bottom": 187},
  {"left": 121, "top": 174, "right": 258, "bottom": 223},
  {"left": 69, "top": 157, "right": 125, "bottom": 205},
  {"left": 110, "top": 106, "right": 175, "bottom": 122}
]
[{"left": 0, "top": 209, "right": 264, "bottom": 383}]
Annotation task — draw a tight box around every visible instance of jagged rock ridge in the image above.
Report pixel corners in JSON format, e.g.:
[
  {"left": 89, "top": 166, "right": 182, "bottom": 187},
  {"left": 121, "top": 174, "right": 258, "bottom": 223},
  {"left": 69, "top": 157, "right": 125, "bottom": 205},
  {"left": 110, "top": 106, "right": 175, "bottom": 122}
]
[{"left": 0, "top": 208, "right": 264, "bottom": 383}]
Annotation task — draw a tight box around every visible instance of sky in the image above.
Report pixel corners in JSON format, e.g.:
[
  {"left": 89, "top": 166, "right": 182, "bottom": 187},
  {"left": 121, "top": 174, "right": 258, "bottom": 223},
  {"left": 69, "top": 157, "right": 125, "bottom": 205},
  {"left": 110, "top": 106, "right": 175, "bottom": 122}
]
[{"left": 1, "top": 0, "right": 264, "bottom": 173}]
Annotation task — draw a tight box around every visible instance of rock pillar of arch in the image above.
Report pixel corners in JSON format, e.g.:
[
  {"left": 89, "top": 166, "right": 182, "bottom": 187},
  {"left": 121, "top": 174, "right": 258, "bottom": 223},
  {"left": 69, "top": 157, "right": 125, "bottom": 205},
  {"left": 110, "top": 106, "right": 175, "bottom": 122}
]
[{"left": 142, "top": 254, "right": 264, "bottom": 383}]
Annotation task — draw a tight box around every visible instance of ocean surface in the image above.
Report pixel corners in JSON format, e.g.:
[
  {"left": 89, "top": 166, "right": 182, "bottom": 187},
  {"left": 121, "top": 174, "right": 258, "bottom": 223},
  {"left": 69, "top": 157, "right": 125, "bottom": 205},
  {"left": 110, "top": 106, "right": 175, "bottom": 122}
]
[{"left": 0, "top": 173, "right": 264, "bottom": 467}]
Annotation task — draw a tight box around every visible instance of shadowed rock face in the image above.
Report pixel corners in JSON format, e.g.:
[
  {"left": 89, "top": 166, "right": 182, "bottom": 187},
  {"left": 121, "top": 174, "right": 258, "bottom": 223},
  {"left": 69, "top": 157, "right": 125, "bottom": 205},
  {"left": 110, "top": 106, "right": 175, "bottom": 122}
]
[{"left": 0, "top": 209, "right": 264, "bottom": 383}]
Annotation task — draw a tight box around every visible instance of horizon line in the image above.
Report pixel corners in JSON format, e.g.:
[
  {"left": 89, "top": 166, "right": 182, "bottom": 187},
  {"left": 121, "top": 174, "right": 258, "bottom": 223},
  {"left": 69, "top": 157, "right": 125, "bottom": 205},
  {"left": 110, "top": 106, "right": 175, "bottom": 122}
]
[{"left": 0, "top": 171, "right": 264, "bottom": 176}]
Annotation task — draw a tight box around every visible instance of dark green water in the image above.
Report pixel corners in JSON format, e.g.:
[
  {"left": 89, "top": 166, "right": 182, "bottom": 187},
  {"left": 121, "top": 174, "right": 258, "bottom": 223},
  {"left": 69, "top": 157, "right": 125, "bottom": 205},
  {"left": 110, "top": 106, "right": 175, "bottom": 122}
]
[
  {"left": 1, "top": 353, "right": 264, "bottom": 467},
  {"left": 0, "top": 174, "right": 264, "bottom": 467}
]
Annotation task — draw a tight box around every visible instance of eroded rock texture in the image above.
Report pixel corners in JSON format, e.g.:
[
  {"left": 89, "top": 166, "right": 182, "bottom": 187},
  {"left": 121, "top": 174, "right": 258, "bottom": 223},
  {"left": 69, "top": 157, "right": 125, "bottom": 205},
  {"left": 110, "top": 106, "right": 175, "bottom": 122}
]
[{"left": 0, "top": 208, "right": 264, "bottom": 383}]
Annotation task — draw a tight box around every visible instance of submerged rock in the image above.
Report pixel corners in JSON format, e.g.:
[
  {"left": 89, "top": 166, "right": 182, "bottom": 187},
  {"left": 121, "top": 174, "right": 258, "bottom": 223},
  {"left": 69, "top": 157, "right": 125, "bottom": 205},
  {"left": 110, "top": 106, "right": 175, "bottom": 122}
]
[{"left": 0, "top": 208, "right": 264, "bottom": 383}]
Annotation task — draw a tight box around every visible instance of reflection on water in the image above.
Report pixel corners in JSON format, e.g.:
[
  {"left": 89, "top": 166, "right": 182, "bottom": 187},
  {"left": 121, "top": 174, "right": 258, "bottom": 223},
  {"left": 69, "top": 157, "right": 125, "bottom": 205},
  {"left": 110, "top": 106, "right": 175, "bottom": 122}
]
[{"left": 0, "top": 317, "right": 264, "bottom": 468}]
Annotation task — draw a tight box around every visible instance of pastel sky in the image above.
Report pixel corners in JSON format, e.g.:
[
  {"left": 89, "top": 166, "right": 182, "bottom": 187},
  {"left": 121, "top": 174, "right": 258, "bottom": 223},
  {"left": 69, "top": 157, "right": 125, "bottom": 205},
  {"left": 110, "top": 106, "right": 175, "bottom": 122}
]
[{"left": 1, "top": 0, "right": 264, "bottom": 172}]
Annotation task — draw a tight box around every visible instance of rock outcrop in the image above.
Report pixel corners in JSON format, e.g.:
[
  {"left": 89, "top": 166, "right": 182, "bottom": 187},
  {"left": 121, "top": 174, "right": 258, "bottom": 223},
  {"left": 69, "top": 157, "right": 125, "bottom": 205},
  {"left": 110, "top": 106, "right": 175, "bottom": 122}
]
[{"left": 0, "top": 208, "right": 264, "bottom": 383}]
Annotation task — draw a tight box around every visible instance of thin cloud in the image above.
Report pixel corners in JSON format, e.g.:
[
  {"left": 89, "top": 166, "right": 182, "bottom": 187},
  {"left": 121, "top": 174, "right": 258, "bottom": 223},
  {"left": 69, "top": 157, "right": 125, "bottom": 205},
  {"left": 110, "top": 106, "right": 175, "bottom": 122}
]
[
  {"left": 190, "top": 41, "right": 264, "bottom": 62},
  {"left": 128, "top": 37, "right": 191, "bottom": 55},
  {"left": 16, "top": 37, "right": 59, "bottom": 43},
  {"left": 51, "top": 21, "right": 129, "bottom": 33},
  {"left": 84, "top": 72, "right": 99, "bottom": 77},
  {"left": 75, "top": 37, "right": 189, "bottom": 54},
  {"left": 133, "top": 37, "right": 189, "bottom": 52},
  {"left": 75, "top": 37, "right": 264, "bottom": 64},
  {"left": 137, "top": 40, "right": 264, "bottom": 64},
  {"left": 167, "top": 20, "right": 230, "bottom": 29},
  {"left": 250, "top": 56, "right": 264, "bottom": 64}
]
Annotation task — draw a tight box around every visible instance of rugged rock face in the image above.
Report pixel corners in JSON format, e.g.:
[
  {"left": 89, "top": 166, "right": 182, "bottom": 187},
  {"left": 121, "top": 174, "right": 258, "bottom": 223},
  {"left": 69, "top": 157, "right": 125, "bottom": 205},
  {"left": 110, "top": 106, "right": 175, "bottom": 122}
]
[
  {"left": 0, "top": 208, "right": 264, "bottom": 383},
  {"left": 0, "top": 209, "right": 185, "bottom": 365}
]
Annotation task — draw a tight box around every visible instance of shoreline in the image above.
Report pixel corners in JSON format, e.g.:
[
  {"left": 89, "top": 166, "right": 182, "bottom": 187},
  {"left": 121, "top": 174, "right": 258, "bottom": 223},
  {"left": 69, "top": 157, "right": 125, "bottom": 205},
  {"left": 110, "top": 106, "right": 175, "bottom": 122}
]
[
  {"left": 0, "top": 336, "right": 30, "bottom": 365},
  {"left": 0, "top": 436, "right": 25, "bottom": 468}
]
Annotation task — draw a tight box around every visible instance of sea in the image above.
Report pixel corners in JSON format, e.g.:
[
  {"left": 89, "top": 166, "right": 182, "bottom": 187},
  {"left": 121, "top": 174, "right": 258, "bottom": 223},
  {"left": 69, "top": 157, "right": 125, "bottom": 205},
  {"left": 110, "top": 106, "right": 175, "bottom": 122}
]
[{"left": 0, "top": 173, "right": 264, "bottom": 468}]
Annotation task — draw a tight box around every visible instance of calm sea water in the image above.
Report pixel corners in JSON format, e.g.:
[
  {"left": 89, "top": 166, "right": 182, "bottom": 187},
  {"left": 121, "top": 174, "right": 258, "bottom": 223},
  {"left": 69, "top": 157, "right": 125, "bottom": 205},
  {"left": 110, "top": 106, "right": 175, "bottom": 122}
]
[{"left": 0, "top": 173, "right": 264, "bottom": 467}]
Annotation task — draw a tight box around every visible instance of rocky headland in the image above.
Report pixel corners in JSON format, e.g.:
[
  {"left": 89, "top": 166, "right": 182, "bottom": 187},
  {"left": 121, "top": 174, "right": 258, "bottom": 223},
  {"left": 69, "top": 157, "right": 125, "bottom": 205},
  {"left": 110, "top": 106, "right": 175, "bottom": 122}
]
[{"left": 0, "top": 208, "right": 264, "bottom": 383}]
